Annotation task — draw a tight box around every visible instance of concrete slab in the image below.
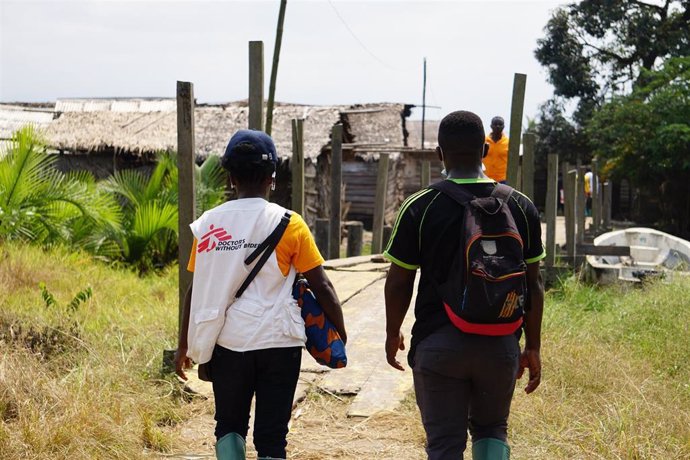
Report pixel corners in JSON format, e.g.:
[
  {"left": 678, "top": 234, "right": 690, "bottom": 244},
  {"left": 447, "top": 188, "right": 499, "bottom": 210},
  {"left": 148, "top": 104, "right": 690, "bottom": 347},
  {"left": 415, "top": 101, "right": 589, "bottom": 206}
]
[
  {"left": 319, "top": 276, "right": 415, "bottom": 411},
  {"left": 346, "top": 363, "right": 412, "bottom": 418},
  {"left": 325, "top": 270, "right": 387, "bottom": 304},
  {"left": 323, "top": 255, "right": 381, "bottom": 269},
  {"left": 318, "top": 278, "right": 390, "bottom": 394},
  {"left": 330, "top": 262, "right": 390, "bottom": 272}
]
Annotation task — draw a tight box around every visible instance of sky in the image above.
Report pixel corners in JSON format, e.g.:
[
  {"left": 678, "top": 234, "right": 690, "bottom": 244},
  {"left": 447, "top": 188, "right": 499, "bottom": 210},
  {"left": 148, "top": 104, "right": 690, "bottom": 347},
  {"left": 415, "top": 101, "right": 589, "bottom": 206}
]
[{"left": 0, "top": 0, "right": 569, "bottom": 132}]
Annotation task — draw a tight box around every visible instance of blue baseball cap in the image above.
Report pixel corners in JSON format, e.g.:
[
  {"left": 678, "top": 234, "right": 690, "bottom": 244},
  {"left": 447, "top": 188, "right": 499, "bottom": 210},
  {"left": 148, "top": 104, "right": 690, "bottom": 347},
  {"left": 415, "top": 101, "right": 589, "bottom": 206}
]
[{"left": 222, "top": 129, "right": 279, "bottom": 164}]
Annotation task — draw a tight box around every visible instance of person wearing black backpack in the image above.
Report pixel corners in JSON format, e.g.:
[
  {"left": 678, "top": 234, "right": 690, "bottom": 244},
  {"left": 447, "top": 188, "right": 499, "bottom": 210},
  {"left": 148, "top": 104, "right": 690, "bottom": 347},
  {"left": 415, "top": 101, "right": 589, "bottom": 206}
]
[{"left": 383, "top": 111, "right": 545, "bottom": 460}]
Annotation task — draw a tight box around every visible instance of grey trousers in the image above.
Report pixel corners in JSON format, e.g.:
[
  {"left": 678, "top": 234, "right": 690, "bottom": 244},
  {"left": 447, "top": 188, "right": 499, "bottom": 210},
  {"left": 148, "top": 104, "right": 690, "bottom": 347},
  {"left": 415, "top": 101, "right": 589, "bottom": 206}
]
[{"left": 412, "top": 324, "right": 520, "bottom": 460}]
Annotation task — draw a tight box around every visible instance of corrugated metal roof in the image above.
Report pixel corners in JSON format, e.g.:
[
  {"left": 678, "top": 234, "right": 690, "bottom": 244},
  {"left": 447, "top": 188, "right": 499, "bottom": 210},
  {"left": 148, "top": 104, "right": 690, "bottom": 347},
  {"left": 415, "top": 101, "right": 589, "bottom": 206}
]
[
  {"left": 56, "top": 99, "right": 176, "bottom": 113},
  {"left": 0, "top": 105, "right": 55, "bottom": 139}
]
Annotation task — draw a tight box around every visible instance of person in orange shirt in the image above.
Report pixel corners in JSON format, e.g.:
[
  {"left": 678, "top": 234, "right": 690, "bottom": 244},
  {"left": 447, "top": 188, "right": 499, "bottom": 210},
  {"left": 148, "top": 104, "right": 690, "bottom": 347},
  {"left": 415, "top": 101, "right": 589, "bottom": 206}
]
[{"left": 484, "top": 116, "right": 509, "bottom": 183}]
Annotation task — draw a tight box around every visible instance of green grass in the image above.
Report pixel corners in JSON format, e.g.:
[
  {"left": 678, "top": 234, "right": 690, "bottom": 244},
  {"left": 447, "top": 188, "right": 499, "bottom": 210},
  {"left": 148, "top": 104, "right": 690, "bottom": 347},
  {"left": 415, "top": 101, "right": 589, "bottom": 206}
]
[
  {"left": 510, "top": 275, "right": 690, "bottom": 459},
  {"left": 0, "top": 243, "right": 185, "bottom": 459},
  {"left": 1, "top": 243, "right": 689, "bottom": 459}
]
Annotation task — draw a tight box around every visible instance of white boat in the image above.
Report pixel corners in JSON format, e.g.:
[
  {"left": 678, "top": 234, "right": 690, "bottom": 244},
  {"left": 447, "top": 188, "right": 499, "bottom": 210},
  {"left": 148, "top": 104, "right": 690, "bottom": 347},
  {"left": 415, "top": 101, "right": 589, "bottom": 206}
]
[{"left": 585, "top": 227, "right": 690, "bottom": 284}]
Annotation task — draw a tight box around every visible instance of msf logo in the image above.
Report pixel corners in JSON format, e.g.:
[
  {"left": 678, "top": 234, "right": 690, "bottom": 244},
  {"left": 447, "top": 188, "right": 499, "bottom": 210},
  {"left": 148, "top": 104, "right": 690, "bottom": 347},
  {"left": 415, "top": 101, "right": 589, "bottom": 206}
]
[{"left": 197, "top": 225, "right": 232, "bottom": 253}]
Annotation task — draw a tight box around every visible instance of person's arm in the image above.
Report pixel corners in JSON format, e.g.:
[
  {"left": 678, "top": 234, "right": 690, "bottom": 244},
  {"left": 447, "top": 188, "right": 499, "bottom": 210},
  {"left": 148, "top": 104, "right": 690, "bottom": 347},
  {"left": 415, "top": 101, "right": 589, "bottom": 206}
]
[
  {"left": 174, "top": 281, "right": 194, "bottom": 380},
  {"left": 384, "top": 263, "right": 416, "bottom": 371},
  {"left": 517, "top": 262, "right": 544, "bottom": 393},
  {"left": 302, "top": 265, "right": 347, "bottom": 345}
]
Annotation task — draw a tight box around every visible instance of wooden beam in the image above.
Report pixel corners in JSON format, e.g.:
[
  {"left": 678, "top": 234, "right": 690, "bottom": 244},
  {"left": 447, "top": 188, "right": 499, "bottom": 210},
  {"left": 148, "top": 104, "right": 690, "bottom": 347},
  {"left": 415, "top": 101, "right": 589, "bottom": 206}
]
[
  {"left": 265, "top": 0, "right": 287, "bottom": 135},
  {"left": 603, "top": 180, "right": 612, "bottom": 230},
  {"left": 176, "top": 81, "right": 196, "bottom": 334},
  {"left": 421, "top": 160, "right": 431, "bottom": 188},
  {"left": 576, "top": 244, "right": 630, "bottom": 256},
  {"left": 506, "top": 73, "right": 527, "bottom": 186},
  {"left": 564, "top": 164, "right": 577, "bottom": 263},
  {"left": 329, "top": 124, "right": 343, "bottom": 259},
  {"left": 577, "top": 165, "right": 586, "bottom": 245},
  {"left": 346, "top": 221, "right": 364, "bottom": 257},
  {"left": 545, "top": 153, "right": 558, "bottom": 268},
  {"left": 248, "top": 41, "right": 264, "bottom": 131},
  {"left": 371, "top": 153, "right": 390, "bottom": 254},
  {"left": 521, "top": 132, "right": 536, "bottom": 199},
  {"left": 291, "top": 119, "right": 304, "bottom": 216}
]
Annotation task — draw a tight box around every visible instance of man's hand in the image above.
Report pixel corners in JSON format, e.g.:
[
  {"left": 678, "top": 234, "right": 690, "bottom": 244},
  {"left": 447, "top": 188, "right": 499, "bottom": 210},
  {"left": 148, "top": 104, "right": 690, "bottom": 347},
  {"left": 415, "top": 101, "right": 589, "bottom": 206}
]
[
  {"left": 174, "top": 347, "right": 193, "bottom": 381},
  {"left": 517, "top": 348, "right": 541, "bottom": 393},
  {"left": 385, "top": 331, "right": 406, "bottom": 371}
]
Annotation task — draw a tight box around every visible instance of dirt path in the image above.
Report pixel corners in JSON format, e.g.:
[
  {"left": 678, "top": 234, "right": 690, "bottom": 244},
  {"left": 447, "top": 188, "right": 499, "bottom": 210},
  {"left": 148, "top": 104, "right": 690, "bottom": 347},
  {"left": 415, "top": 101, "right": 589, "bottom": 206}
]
[{"left": 163, "top": 257, "right": 426, "bottom": 459}]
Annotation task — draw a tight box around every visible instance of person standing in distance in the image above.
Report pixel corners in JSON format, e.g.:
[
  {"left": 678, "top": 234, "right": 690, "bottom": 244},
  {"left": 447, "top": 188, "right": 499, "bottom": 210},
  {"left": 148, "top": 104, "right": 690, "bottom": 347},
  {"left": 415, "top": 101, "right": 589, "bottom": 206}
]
[
  {"left": 174, "top": 130, "right": 347, "bottom": 460},
  {"left": 484, "top": 116, "right": 509, "bottom": 184},
  {"left": 383, "top": 111, "right": 545, "bottom": 459}
]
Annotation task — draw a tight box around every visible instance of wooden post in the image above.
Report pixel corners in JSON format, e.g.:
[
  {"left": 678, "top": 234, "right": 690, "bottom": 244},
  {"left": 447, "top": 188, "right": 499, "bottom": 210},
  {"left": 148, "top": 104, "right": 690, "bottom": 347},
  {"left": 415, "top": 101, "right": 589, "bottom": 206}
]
[
  {"left": 545, "top": 154, "right": 558, "bottom": 268},
  {"left": 372, "top": 153, "right": 390, "bottom": 254},
  {"left": 329, "top": 125, "right": 343, "bottom": 259},
  {"left": 421, "top": 57, "right": 427, "bottom": 148},
  {"left": 291, "top": 119, "right": 304, "bottom": 215},
  {"left": 265, "top": 0, "right": 287, "bottom": 136},
  {"left": 421, "top": 160, "right": 431, "bottom": 187},
  {"left": 506, "top": 73, "right": 527, "bottom": 186},
  {"left": 577, "top": 165, "right": 586, "bottom": 245},
  {"left": 591, "top": 159, "right": 600, "bottom": 234},
  {"left": 563, "top": 163, "right": 577, "bottom": 264},
  {"left": 521, "top": 132, "right": 536, "bottom": 199},
  {"left": 346, "top": 221, "right": 364, "bottom": 257},
  {"left": 315, "top": 218, "right": 330, "bottom": 260},
  {"left": 176, "top": 81, "right": 196, "bottom": 333},
  {"left": 603, "top": 181, "right": 612, "bottom": 230},
  {"left": 248, "top": 41, "right": 264, "bottom": 131}
]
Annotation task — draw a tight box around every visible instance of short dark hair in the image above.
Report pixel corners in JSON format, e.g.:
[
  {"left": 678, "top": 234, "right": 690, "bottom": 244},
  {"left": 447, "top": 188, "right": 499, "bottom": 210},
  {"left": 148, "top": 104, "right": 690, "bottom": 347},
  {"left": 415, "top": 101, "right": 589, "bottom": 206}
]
[
  {"left": 491, "top": 116, "right": 505, "bottom": 127},
  {"left": 438, "top": 110, "right": 485, "bottom": 153},
  {"left": 221, "top": 143, "right": 275, "bottom": 185}
]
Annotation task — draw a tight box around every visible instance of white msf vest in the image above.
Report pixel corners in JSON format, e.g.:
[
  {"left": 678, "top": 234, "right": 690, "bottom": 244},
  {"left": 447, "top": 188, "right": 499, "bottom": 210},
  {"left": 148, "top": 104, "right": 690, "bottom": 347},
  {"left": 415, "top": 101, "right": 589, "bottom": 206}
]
[{"left": 186, "top": 198, "right": 306, "bottom": 364}]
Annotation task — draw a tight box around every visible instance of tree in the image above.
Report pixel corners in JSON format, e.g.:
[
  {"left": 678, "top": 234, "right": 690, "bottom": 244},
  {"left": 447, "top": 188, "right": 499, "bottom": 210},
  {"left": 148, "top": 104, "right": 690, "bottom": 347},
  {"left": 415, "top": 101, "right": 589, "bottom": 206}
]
[
  {"left": 0, "top": 126, "right": 121, "bottom": 255},
  {"left": 536, "top": 0, "right": 690, "bottom": 117},
  {"left": 103, "top": 152, "right": 226, "bottom": 272},
  {"left": 532, "top": 1, "right": 690, "bottom": 211},
  {"left": 588, "top": 57, "right": 690, "bottom": 235}
]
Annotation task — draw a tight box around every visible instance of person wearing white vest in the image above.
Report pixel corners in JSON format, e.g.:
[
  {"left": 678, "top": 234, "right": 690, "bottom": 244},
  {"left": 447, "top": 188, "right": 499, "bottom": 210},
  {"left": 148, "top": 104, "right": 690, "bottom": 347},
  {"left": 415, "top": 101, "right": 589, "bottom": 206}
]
[{"left": 174, "top": 130, "right": 347, "bottom": 460}]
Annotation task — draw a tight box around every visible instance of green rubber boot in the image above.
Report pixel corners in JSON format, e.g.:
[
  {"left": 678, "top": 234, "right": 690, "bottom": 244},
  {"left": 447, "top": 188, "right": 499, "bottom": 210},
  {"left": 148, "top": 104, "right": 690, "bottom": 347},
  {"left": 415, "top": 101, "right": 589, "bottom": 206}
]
[
  {"left": 472, "top": 438, "right": 510, "bottom": 460},
  {"left": 215, "top": 432, "right": 246, "bottom": 460}
]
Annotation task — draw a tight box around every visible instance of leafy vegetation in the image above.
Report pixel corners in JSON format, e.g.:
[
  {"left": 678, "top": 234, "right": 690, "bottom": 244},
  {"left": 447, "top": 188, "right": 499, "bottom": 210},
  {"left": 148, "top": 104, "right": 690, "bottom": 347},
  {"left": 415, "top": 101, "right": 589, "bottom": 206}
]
[
  {"left": 1, "top": 243, "right": 689, "bottom": 459},
  {"left": 532, "top": 1, "right": 690, "bottom": 231},
  {"left": 0, "top": 243, "right": 186, "bottom": 459},
  {"left": 0, "top": 126, "right": 122, "bottom": 256},
  {"left": 535, "top": 0, "right": 689, "bottom": 119},
  {"left": 0, "top": 127, "right": 227, "bottom": 272},
  {"left": 588, "top": 57, "right": 690, "bottom": 235}
]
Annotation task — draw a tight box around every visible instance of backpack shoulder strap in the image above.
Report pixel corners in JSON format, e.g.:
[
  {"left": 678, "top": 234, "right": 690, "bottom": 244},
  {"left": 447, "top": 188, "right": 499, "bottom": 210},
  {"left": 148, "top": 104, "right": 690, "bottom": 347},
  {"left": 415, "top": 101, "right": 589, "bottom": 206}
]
[
  {"left": 490, "top": 183, "right": 514, "bottom": 202},
  {"left": 235, "top": 210, "right": 292, "bottom": 299},
  {"left": 429, "top": 180, "right": 476, "bottom": 206}
]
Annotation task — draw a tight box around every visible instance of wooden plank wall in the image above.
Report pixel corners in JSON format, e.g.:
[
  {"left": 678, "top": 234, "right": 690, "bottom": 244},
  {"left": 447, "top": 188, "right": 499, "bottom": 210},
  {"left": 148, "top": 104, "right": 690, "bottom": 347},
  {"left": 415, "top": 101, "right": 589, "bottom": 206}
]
[
  {"left": 343, "top": 159, "right": 404, "bottom": 228},
  {"left": 401, "top": 156, "right": 443, "bottom": 196}
]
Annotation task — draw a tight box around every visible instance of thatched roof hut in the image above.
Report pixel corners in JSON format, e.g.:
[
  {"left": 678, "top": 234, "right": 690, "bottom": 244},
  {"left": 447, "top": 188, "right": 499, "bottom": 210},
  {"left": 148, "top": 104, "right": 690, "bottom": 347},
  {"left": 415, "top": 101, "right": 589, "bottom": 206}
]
[
  {"left": 45, "top": 99, "right": 345, "bottom": 162},
  {"left": 5, "top": 98, "right": 414, "bottom": 228}
]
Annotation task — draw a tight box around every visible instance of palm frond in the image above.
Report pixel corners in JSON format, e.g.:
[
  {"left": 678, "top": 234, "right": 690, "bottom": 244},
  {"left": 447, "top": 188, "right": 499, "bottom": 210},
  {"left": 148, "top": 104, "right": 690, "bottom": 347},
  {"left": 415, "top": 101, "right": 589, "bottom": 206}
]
[
  {"left": 102, "top": 169, "right": 149, "bottom": 208},
  {"left": 0, "top": 126, "right": 54, "bottom": 209}
]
